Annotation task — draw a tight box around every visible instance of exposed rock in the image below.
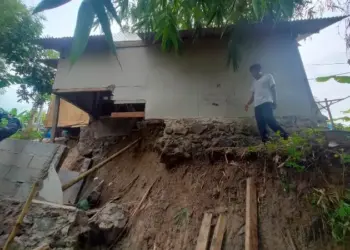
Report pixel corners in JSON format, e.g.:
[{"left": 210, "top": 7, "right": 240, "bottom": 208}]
[
  {"left": 60, "top": 146, "right": 85, "bottom": 171},
  {"left": 217, "top": 123, "right": 230, "bottom": 133},
  {"left": 81, "top": 158, "right": 92, "bottom": 172},
  {"left": 164, "top": 127, "right": 173, "bottom": 135},
  {"left": 77, "top": 142, "right": 93, "bottom": 157},
  {"left": 183, "top": 140, "right": 192, "bottom": 151},
  {"left": 192, "top": 135, "right": 202, "bottom": 143},
  {"left": 157, "top": 117, "right": 318, "bottom": 167},
  {"left": 202, "top": 141, "right": 210, "bottom": 148},
  {"left": 88, "top": 203, "right": 127, "bottom": 246},
  {"left": 217, "top": 137, "right": 234, "bottom": 147},
  {"left": 190, "top": 123, "right": 207, "bottom": 134},
  {"left": 173, "top": 125, "right": 188, "bottom": 135},
  {"left": 212, "top": 137, "right": 220, "bottom": 146}
]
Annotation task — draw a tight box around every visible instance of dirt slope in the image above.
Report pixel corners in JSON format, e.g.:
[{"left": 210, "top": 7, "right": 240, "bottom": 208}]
[{"left": 93, "top": 134, "right": 347, "bottom": 250}]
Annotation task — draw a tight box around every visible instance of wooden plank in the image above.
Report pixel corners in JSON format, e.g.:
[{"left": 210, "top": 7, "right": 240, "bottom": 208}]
[
  {"left": 110, "top": 111, "right": 145, "bottom": 118},
  {"left": 209, "top": 214, "right": 227, "bottom": 250},
  {"left": 50, "top": 95, "right": 60, "bottom": 143},
  {"left": 245, "top": 177, "right": 258, "bottom": 250},
  {"left": 53, "top": 86, "right": 114, "bottom": 93},
  {"left": 195, "top": 213, "right": 213, "bottom": 250}
]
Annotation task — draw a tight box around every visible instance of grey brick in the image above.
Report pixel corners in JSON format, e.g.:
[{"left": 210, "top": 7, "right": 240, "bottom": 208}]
[
  {"left": 0, "top": 180, "right": 19, "bottom": 197},
  {"left": 28, "top": 155, "right": 50, "bottom": 169},
  {"left": 23, "top": 141, "right": 58, "bottom": 157},
  {"left": 13, "top": 182, "right": 33, "bottom": 201},
  {"left": 4, "top": 166, "right": 41, "bottom": 183},
  {"left": 0, "top": 163, "right": 12, "bottom": 178},
  {"left": 0, "top": 139, "right": 27, "bottom": 153},
  {"left": 0, "top": 150, "right": 33, "bottom": 168}
]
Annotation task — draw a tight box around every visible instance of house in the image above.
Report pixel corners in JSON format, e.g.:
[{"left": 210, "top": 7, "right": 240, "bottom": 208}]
[{"left": 38, "top": 17, "right": 345, "bottom": 129}]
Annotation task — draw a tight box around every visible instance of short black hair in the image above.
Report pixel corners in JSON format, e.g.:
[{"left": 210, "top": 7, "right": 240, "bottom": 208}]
[{"left": 249, "top": 63, "right": 261, "bottom": 72}]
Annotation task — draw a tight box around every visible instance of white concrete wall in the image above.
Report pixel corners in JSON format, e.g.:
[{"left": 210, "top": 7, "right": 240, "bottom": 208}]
[{"left": 54, "top": 36, "right": 316, "bottom": 119}]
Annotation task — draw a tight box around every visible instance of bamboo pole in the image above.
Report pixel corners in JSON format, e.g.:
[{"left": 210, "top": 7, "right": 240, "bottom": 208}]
[
  {"left": 3, "top": 182, "right": 39, "bottom": 250},
  {"left": 62, "top": 138, "right": 141, "bottom": 191}
]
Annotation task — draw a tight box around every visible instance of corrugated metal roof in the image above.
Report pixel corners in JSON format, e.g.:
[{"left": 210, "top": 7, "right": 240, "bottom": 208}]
[{"left": 37, "top": 16, "right": 347, "bottom": 50}]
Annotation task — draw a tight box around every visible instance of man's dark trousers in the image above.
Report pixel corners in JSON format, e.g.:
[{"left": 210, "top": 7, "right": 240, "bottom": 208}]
[{"left": 254, "top": 102, "right": 288, "bottom": 142}]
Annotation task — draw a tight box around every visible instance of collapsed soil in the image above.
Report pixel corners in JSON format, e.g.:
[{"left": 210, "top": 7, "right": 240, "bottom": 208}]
[{"left": 92, "top": 133, "right": 349, "bottom": 250}]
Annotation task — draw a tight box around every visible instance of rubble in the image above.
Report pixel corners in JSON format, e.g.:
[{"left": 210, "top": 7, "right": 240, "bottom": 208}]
[
  {"left": 0, "top": 199, "right": 127, "bottom": 249},
  {"left": 88, "top": 203, "right": 127, "bottom": 246}
]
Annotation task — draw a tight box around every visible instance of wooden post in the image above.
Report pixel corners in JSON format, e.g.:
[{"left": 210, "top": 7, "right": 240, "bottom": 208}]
[
  {"left": 50, "top": 95, "right": 60, "bottom": 143},
  {"left": 210, "top": 214, "right": 227, "bottom": 250},
  {"left": 245, "top": 177, "right": 258, "bottom": 250},
  {"left": 325, "top": 98, "right": 335, "bottom": 129},
  {"left": 195, "top": 213, "right": 213, "bottom": 250}
]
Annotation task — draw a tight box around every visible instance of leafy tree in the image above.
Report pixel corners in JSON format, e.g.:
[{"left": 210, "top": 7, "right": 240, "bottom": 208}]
[
  {"left": 0, "top": 0, "right": 56, "bottom": 102},
  {"left": 33, "top": 0, "right": 307, "bottom": 69}
]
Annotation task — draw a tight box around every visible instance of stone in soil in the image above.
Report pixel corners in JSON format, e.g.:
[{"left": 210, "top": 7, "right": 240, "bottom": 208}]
[
  {"left": 190, "top": 123, "right": 207, "bottom": 134},
  {"left": 77, "top": 141, "right": 93, "bottom": 157},
  {"left": 88, "top": 203, "right": 127, "bottom": 246}
]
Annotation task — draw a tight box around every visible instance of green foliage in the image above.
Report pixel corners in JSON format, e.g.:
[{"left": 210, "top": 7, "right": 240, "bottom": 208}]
[
  {"left": 0, "top": 108, "right": 44, "bottom": 140},
  {"left": 334, "top": 123, "right": 350, "bottom": 131},
  {"left": 249, "top": 129, "right": 325, "bottom": 172},
  {"left": 174, "top": 208, "right": 189, "bottom": 227},
  {"left": 11, "top": 129, "right": 43, "bottom": 140},
  {"left": 1, "top": 0, "right": 55, "bottom": 102},
  {"left": 70, "top": 0, "right": 95, "bottom": 66},
  {"left": 33, "top": 0, "right": 71, "bottom": 14},
  {"left": 0, "top": 118, "right": 8, "bottom": 127},
  {"left": 312, "top": 188, "right": 350, "bottom": 243},
  {"left": 316, "top": 75, "right": 350, "bottom": 84},
  {"left": 35, "top": 0, "right": 122, "bottom": 66},
  {"left": 33, "top": 0, "right": 306, "bottom": 69}
]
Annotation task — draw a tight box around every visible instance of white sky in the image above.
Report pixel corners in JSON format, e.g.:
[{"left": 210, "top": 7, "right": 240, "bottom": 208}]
[{"left": 1, "top": 0, "right": 350, "bottom": 119}]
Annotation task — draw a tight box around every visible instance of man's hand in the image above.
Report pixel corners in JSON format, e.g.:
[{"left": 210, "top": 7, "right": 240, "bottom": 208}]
[
  {"left": 272, "top": 102, "right": 277, "bottom": 110},
  {"left": 245, "top": 104, "right": 249, "bottom": 112}
]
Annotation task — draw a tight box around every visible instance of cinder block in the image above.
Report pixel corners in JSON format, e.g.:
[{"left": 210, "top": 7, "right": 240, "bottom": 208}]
[
  {"left": 0, "top": 150, "right": 33, "bottom": 168},
  {"left": 28, "top": 155, "right": 50, "bottom": 170},
  {"left": 14, "top": 182, "right": 33, "bottom": 201},
  {"left": 23, "top": 141, "right": 58, "bottom": 157},
  {"left": 0, "top": 180, "right": 19, "bottom": 197},
  {"left": 0, "top": 139, "right": 27, "bottom": 153},
  {"left": 0, "top": 163, "right": 12, "bottom": 178},
  {"left": 4, "top": 166, "right": 41, "bottom": 183}
]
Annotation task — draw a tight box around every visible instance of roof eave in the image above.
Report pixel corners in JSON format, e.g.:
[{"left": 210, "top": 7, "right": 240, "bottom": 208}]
[{"left": 36, "top": 16, "right": 347, "bottom": 50}]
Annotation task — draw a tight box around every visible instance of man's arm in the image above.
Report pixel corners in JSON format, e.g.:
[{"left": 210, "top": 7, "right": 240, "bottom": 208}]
[
  {"left": 271, "top": 85, "right": 277, "bottom": 107},
  {"left": 245, "top": 92, "right": 254, "bottom": 111},
  {"left": 269, "top": 74, "right": 277, "bottom": 109}
]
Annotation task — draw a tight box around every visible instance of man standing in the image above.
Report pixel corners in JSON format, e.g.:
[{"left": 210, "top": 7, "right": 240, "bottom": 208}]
[{"left": 245, "top": 64, "right": 288, "bottom": 142}]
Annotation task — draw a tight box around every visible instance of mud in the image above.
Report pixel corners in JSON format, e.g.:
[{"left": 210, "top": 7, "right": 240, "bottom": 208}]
[{"left": 93, "top": 119, "right": 347, "bottom": 250}]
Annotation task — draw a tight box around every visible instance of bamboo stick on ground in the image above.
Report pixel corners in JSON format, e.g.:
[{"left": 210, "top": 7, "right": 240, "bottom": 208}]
[
  {"left": 3, "top": 182, "right": 39, "bottom": 250},
  {"left": 62, "top": 138, "right": 140, "bottom": 191}
]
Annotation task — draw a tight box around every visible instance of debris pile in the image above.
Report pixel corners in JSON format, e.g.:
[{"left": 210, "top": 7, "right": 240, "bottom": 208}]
[{"left": 0, "top": 199, "right": 127, "bottom": 249}]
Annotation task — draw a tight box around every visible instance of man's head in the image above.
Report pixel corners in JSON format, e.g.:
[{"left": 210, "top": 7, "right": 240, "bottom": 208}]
[{"left": 249, "top": 63, "right": 262, "bottom": 79}]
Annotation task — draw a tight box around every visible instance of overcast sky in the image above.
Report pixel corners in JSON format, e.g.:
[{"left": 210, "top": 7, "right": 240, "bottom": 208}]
[{"left": 1, "top": 0, "right": 350, "bottom": 119}]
